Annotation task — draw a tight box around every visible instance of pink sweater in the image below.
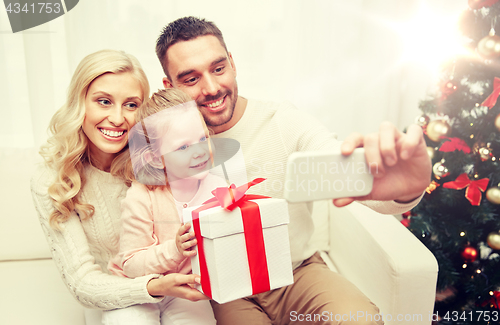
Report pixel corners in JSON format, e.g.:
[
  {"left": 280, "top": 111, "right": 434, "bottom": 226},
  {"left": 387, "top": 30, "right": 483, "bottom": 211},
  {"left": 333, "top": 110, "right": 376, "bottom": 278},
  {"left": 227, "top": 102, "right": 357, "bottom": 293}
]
[{"left": 108, "top": 173, "right": 227, "bottom": 278}]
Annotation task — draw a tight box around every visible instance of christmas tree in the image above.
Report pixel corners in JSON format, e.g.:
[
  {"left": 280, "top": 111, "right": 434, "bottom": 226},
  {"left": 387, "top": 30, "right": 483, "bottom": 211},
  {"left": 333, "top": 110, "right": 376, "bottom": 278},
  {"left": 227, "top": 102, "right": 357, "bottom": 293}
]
[{"left": 406, "top": 1, "right": 500, "bottom": 323}]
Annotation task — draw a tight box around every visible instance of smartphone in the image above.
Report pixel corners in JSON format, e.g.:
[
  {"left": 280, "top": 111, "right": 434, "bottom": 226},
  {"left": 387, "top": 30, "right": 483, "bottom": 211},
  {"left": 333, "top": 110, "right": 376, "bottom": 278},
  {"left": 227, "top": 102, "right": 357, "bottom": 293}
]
[{"left": 283, "top": 148, "right": 374, "bottom": 202}]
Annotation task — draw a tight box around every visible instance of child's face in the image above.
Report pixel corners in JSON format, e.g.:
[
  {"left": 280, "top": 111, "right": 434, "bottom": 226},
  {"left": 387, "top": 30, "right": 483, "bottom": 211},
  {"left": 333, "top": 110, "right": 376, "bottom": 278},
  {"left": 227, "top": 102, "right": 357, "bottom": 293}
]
[{"left": 159, "top": 109, "right": 211, "bottom": 182}]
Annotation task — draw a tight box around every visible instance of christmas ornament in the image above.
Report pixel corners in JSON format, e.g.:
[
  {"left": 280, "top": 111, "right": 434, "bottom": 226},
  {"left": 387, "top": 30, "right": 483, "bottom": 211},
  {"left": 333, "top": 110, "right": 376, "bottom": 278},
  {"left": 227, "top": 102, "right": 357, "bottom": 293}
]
[
  {"left": 426, "top": 120, "right": 450, "bottom": 142},
  {"left": 486, "top": 186, "right": 500, "bottom": 204},
  {"left": 461, "top": 245, "right": 478, "bottom": 262},
  {"left": 480, "top": 291, "right": 500, "bottom": 309},
  {"left": 432, "top": 161, "right": 449, "bottom": 179},
  {"left": 426, "top": 180, "right": 440, "bottom": 194},
  {"left": 441, "top": 79, "right": 458, "bottom": 99},
  {"left": 439, "top": 137, "right": 471, "bottom": 153},
  {"left": 401, "top": 218, "right": 410, "bottom": 227},
  {"left": 495, "top": 113, "right": 500, "bottom": 131},
  {"left": 475, "top": 143, "right": 494, "bottom": 161},
  {"left": 477, "top": 30, "right": 500, "bottom": 60},
  {"left": 479, "top": 147, "right": 493, "bottom": 161},
  {"left": 442, "top": 173, "right": 490, "bottom": 206},
  {"left": 487, "top": 232, "right": 500, "bottom": 250},
  {"left": 426, "top": 147, "right": 435, "bottom": 159},
  {"left": 416, "top": 115, "right": 430, "bottom": 128},
  {"left": 481, "top": 77, "right": 500, "bottom": 108},
  {"left": 469, "top": 0, "right": 500, "bottom": 9}
]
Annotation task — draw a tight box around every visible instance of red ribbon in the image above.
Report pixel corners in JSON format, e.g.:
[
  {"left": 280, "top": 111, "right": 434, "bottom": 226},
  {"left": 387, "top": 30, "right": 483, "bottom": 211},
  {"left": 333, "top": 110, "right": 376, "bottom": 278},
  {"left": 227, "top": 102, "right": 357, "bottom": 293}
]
[
  {"left": 481, "top": 77, "right": 500, "bottom": 109},
  {"left": 442, "top": 173, "right": 489, "bottom": 206},
  {"left": 190, "top": 178, "right": 271, "bottom": 298}
]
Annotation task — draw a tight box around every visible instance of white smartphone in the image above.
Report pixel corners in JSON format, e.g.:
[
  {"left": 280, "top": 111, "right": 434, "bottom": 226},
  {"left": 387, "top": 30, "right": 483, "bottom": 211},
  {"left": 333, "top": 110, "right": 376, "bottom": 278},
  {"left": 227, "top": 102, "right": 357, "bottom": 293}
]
[{"left": 283, "top": 148, "right": 374, "bottom": 202}]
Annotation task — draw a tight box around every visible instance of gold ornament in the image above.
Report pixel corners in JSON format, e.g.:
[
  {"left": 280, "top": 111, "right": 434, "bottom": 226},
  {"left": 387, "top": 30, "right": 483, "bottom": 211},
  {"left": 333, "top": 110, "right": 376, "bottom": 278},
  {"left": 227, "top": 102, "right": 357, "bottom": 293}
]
[
  {"left": 426, "top": 147, "right": 435, "bottom": 160},
  {"left": 426, "top": 180, "right": 440, "bottom": 194},
  {"left": 473, "top": 142, "right": 493, "bottom": 161},
  {"left": 487, "top": 232, "right": 500, "bottom": 250},
  {"left": 416, "top": 115, "right": 430, "bottom": 127},
  {"left": 427, "top": 120, "right": 450, "bottom": 142},
  {"left": 432, "top": 161, "right": 449, "bottom": 179},
  {"left": 477, "top": 30, "right": 500, "bottom": 60},
  {"left": 486, "top": 187, "right": 500, "bottom": 204},
  {"left": 495, "top": 114, "right": 500, "bottom": 131}
]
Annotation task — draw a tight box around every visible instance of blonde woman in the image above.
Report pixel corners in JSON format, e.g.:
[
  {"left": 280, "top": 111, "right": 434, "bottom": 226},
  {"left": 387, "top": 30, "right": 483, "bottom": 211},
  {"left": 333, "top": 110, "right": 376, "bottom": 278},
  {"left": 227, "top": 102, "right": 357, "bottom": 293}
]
[{"left": 30, "top": 50, "right": 207, "bottom": 322}]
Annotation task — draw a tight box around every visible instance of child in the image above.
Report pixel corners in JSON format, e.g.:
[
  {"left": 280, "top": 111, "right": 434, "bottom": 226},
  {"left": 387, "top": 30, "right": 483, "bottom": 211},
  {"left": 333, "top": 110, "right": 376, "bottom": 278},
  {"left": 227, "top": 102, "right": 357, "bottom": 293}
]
[{"left": 105, "top": 89, "right": 226, "bottom": 325}]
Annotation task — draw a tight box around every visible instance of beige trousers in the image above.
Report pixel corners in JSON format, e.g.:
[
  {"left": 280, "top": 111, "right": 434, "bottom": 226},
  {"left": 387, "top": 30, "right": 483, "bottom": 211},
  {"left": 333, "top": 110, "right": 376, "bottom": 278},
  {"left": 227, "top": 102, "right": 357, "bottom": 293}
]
[{"left": 210, "top": 252, "right": 384, "bottom": 325}]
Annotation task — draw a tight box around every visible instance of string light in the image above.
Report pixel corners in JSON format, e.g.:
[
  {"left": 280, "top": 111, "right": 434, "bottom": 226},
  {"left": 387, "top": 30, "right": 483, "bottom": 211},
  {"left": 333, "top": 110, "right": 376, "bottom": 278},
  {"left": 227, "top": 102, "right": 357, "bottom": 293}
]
[
  {"left": 463, "top": 264, "right": 468, "bottom": 268},
  {"left": 460, "top": 231, "right": 466, "bottom": 237}
]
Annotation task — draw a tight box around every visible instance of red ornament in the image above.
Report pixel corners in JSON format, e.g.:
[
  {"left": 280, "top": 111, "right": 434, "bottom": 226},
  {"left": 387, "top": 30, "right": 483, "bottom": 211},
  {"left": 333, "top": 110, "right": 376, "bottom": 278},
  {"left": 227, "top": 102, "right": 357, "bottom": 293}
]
[
  {"left": 442, "top": 174, "right": 490, "bottom": 206},
  {"left": 469, "top": 0, "right": 499, "bottom": 9},
  {"left": 480, "top": 291, "right": 500, "bottom": 309},
  {"left": 481, "top": 77, "right": 500, "bottom": 109},
  {"left": 401, "top": 218, "right": 411, "bottom": 228},
  {"left": 441, "top": 80, "right": 458, "bottom": 100},
  {"left": 402, "top": 211, "right": 412, "bottom": 218},
  {"left": 439, "top": 137, "right": 471, "bottom": 153},
  {"left": 461, "top": 246, "right": 478, "bottom": 262}
]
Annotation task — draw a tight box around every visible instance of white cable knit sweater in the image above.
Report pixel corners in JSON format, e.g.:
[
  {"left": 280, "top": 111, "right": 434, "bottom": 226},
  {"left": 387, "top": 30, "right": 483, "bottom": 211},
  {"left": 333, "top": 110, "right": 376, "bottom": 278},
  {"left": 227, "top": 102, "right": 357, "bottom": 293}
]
[{"left": 30, "top": 164, "right": 163, "bottom": 310}]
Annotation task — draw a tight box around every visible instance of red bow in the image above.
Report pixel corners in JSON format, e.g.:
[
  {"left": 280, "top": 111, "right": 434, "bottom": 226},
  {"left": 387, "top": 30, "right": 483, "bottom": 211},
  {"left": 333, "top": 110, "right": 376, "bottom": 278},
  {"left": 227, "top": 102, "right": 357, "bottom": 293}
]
[
  {"left": 207, "top": 178, "right": 266, "bottom": 211},
  {"left": 481, "top": 77, "right": 500, "bottom": 109},
  {"left": 439, "top": 137, "right": 471, "bottom": 153},
  {"left": 443, "top": 173, "right": 489, "bottom": 206},
  {"left": 192, "top": 178, "right": 271, "bottom": 299}
]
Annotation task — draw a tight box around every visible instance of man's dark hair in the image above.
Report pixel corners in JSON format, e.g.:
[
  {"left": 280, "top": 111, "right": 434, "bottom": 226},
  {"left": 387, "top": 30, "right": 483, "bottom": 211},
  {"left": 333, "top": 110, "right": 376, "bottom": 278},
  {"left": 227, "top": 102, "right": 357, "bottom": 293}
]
[{"left": 156, "top": 16, "right": 228, "bottom": 81}]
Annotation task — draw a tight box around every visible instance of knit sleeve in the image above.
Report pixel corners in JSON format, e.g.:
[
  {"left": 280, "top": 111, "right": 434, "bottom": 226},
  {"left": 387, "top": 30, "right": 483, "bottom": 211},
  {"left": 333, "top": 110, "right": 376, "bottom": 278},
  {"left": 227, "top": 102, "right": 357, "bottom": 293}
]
[
  {"left": 275, "top": 101, "right": 340, "bottom": 155},
  {"left": 30, "top": 165, "right": 163, "bottom": 310},
  {"left": 112, "top": 183, "right": 185, "bottom": 278},
  {"left": 274, "top": 102, "right": 422, "bottom": 214}
]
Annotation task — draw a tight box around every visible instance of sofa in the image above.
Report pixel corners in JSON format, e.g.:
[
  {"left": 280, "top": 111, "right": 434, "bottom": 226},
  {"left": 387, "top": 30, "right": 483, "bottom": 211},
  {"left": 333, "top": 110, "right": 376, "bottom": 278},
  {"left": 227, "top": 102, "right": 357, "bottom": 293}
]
[{"left": 0, "top": 148, "right": 438, "bottom": 325}]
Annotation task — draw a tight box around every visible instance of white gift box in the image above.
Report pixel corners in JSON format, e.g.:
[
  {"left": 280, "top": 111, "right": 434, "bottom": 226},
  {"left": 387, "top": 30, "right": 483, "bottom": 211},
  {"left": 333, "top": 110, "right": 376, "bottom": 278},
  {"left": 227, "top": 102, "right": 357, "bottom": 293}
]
[{"left": 182, "top": 197, "right": 294, "bottom": 304}]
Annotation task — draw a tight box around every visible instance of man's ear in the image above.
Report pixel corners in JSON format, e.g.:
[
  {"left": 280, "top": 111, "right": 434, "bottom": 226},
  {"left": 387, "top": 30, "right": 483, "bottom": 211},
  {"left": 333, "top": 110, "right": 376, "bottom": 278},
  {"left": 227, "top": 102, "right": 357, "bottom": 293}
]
[
  {"left": 163, "top": 77, "right": 174, "bottom": 89},
  {"left": 228, "top": 52, "right": 237, "bottom": 77},
  {"left": 143, "top": 150, "right": 164, "bottom": 169}
]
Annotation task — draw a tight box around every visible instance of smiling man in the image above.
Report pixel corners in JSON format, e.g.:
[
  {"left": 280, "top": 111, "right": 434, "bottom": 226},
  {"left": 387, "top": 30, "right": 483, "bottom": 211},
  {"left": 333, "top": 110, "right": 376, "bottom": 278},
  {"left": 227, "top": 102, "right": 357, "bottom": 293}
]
[{"left": 155, "top": 17, "right": 431, "bottom": 325}]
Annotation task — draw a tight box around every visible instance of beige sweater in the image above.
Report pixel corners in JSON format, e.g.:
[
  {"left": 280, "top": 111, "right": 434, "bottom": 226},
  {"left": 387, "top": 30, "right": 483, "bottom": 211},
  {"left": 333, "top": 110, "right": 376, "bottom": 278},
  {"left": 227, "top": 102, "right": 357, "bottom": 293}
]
[
  {"left": 30, "top": 164, "right": 163, "bottom": 310},
  {"left": 213, "top": 99, "right": 420, "bottom": 267}
]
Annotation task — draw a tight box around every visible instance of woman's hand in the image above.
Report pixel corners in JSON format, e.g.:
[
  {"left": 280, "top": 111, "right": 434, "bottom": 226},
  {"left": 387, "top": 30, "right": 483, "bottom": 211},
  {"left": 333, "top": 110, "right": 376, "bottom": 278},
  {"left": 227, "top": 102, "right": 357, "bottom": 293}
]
[
  {"left": 176, "top": 223, "right": 197, "bottom": 258},
  {"left": 147, "top": 273, "right": 208, "bottom": 301}
]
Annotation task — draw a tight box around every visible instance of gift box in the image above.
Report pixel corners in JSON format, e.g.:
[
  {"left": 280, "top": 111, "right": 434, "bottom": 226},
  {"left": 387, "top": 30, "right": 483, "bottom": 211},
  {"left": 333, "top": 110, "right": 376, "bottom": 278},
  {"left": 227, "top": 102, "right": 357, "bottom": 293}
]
[{"left": 182, "top": 179, "right": 294, "bottom": 304}]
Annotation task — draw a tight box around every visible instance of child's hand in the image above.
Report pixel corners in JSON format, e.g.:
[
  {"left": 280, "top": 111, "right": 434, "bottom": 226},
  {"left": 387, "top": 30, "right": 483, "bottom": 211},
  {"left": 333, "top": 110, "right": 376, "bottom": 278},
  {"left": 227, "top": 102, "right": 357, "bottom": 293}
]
[{"left": 176, "top": 223, "right": 197, "bottom": 258}]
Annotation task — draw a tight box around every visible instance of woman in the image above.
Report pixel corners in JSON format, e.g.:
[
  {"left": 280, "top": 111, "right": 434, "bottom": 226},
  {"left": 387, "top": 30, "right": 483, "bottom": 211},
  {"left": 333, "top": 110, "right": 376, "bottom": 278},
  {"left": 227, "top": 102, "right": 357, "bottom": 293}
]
[{"left": 30, "top": 49, "right": 207, "bottom": 321}]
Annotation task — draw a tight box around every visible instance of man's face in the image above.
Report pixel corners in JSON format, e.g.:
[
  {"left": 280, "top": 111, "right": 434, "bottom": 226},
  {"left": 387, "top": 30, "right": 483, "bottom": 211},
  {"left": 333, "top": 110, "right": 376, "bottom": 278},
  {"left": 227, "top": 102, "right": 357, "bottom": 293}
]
[{"left": 163, "top": 35, "right": 238, "bottom": 131}]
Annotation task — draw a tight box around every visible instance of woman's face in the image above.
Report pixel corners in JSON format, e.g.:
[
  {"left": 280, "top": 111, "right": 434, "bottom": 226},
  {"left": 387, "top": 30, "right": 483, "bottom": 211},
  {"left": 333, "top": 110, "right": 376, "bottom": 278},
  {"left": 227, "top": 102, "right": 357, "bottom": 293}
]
[
  {"left": 83, "top": 72, "right": 143, "bottom": 170},
  {"left": 159, "top": 109, "right": 211, "bottom": 182}
]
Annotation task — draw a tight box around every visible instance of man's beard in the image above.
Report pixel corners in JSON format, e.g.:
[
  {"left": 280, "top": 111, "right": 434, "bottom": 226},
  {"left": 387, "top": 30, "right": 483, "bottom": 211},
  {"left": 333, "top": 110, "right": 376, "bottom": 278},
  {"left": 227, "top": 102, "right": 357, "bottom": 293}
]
[{"left": 197, "top": 84, "right": 238, "bottom": 127}]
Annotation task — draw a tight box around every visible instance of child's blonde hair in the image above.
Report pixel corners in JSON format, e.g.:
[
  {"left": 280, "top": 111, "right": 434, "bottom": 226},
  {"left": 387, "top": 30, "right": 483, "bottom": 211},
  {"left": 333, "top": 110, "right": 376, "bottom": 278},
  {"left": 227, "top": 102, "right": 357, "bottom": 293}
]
[{"left": 124, "top": 88, "right": 210, "bottom": 190}]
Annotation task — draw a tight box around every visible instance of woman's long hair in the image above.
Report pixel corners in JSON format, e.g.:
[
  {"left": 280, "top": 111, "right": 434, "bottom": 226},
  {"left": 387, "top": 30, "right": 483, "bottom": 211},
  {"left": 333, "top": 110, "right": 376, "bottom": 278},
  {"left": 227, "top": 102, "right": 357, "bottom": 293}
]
[{"left": 40, "top": 49, "right": 150, "bottom": 228}]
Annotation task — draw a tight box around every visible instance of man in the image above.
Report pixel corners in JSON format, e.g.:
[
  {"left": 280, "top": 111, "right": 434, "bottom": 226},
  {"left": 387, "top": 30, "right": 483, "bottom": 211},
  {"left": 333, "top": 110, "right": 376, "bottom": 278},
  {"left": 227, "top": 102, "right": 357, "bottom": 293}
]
[{"left": 156, "top": 16, "right": 431, "bottom": 325}]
